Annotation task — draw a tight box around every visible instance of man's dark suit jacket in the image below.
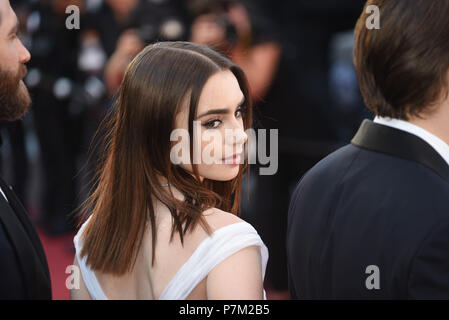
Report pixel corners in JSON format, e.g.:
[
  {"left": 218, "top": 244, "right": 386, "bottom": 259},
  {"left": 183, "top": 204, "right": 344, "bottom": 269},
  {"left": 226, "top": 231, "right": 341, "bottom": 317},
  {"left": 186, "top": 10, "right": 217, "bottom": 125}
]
[
  {"left": 287, "top": 120, "right": 449, "bottom": 299},
  {"left": 0, "top": 175, "right": 51, "bottom": 299}
]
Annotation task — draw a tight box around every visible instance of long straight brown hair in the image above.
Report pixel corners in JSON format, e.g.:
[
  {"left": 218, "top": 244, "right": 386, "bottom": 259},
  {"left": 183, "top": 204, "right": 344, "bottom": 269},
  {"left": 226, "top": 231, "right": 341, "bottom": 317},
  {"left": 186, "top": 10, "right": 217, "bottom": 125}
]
[{"left": 79, "top": 41, "right": 252, "bottom": 275}]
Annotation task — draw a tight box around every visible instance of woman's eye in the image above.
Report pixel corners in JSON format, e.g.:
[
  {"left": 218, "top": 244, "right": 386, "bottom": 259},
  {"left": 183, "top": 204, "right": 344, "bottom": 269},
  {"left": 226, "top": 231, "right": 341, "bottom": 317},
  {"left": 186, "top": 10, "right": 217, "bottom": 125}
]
[
  {"left": 203, "top": 119, "right": 222, "bottom": 129},
  {"left": 235, "top": 106, "right": 245, "bottom": 118}
]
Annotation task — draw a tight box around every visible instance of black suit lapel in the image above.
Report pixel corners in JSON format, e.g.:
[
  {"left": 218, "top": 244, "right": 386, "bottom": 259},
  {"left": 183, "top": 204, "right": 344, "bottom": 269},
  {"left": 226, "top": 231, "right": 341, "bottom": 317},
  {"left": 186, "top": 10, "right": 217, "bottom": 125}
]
[
  {"left": 0, "top": 179, "right": 51, "bottom": 299},
  {"left": 0, "top": 178, "right": 51, "bottom": 276},
  {"left": 352, "top": 120, "right": 449, "bottom": 182}
]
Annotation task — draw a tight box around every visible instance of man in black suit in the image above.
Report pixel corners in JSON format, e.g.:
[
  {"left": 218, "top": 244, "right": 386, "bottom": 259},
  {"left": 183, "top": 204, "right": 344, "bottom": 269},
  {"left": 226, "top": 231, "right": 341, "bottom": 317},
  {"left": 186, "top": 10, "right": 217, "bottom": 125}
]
[
  {"left": 0, "top": 0, "right": 51, "bottom": 299},
  {"left": 287, "top": 0, "right": 449, "bottom": 299}
]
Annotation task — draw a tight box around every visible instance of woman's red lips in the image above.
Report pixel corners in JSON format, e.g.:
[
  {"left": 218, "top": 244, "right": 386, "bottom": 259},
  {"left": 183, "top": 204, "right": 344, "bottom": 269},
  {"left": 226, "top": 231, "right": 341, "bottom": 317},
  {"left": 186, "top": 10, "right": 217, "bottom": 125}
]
[{"left": 222, "top": 153, "right": 242, "bottom": 165}]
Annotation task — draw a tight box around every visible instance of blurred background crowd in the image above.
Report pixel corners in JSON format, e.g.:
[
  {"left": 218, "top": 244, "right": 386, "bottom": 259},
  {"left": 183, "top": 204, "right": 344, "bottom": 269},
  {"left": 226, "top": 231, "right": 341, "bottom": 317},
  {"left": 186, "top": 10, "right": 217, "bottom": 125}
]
[{"left": 0, "top": 0, "right": 372, "bottom": 299}]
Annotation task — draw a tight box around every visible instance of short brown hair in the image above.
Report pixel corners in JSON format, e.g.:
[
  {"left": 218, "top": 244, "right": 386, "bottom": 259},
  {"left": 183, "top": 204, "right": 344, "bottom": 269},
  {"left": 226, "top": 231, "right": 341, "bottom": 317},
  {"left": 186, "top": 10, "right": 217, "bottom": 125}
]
[{"left": 354, "top": 0, "right": 449, "bottom": 120}]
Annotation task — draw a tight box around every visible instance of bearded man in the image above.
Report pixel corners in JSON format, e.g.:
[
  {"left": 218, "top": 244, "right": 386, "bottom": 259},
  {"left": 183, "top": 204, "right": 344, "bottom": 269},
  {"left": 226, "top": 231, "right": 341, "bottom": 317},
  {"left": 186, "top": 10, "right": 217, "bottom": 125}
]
[{"left": 0, "top": 0, "right": 51, "bottom": 299}]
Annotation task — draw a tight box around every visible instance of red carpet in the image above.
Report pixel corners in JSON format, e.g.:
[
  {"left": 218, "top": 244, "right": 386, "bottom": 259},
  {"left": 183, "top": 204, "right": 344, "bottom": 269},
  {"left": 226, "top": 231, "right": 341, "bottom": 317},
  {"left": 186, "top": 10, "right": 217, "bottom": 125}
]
[{"left": 37, "top": 229, "right": 75, "bottom": 300}]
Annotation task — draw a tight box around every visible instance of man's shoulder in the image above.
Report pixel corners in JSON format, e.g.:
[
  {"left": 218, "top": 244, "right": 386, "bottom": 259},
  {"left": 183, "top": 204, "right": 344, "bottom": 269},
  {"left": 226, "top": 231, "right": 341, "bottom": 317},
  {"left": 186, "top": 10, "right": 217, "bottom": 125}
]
[
  {"left": 297, "top": 144, "right": 361, "bottom": 187},
  {"left": 301, "top": 143, "right": 449, "bottom": 188},
  {"left": 291, "top": 143, "right": 449, "bottom": 215}
]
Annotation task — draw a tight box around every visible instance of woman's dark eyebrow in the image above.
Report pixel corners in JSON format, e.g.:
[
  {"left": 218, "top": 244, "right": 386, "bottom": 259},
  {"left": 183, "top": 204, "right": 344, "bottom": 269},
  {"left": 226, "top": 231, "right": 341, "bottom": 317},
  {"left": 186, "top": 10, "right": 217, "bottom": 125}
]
[
  {"left": 197, "top": 108, "right": 230, "bottom": 118},
  {"left": 197, "top": 96, "right": 245, "bottom": 119}
]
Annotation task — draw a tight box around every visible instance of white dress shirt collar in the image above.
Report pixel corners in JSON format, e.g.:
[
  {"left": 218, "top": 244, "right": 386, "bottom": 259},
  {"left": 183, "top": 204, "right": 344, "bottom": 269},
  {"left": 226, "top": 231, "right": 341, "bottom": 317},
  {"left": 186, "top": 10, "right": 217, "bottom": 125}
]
[
  {"left": 0, "top": 186, "right": 8, "bottom": 202},
  {"left": 374, "top": 116, "right": 449, "bottom": 166}
]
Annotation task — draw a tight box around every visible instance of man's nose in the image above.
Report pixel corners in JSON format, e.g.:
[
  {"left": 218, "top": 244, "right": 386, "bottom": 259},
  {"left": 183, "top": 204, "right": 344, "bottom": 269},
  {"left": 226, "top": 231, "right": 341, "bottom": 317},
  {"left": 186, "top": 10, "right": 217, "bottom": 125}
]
[{"left": 18, "top": 39, "right": 31, "bottom": 64}]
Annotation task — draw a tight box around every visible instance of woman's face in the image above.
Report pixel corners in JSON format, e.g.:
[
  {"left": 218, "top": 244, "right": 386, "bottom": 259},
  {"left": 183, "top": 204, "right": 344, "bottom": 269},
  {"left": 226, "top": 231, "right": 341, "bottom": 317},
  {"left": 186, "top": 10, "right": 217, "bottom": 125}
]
[{"left": 174, "top": 69, "right": 248, "bottom": 181}]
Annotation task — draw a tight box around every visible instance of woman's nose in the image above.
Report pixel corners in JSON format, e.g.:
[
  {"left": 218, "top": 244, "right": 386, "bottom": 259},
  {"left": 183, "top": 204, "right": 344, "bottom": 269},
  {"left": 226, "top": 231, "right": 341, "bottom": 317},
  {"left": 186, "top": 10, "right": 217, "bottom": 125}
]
[
  {"left": 225, "top": 127, "right": 247, "bottom": 147},
  {"left": 235, "top": 129, "right": 248, "bottom": 145}
]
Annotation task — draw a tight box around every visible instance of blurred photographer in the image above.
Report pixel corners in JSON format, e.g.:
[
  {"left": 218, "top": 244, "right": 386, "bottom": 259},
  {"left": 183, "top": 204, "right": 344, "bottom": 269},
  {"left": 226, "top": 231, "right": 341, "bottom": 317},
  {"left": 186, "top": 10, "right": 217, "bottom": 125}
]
[
  {"left": 189, "top": 0, "right": 281, "bottom": 102},
  {"left": 101, "top": 0, "right": 189, "bottom": 97},
  {"left": 24, "top": 0, "right": 88, "bottom": 235}
]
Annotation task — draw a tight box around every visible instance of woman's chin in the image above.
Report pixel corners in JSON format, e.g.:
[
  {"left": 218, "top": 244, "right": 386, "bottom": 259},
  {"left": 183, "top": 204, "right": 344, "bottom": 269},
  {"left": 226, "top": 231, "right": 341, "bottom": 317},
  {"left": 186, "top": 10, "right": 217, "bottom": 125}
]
[{"left": 201, "top": 166, "right": 241, "bottom": 182}]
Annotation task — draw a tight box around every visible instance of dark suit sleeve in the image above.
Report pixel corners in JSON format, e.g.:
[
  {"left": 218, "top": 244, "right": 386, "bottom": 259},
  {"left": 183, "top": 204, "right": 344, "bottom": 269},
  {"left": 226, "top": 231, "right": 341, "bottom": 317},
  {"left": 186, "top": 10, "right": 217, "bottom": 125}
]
[
  {"left": 286, "top": 180, "right": 305, "bottom": 300},
  {"left": 287, "top": 265, "right": 298, "bottom": 299},
  {"left": 0, "top": 220, "right": 27, "bottom": 299},
  {"left": 408, "top": 220, "right": 449, "bottom": 299}
]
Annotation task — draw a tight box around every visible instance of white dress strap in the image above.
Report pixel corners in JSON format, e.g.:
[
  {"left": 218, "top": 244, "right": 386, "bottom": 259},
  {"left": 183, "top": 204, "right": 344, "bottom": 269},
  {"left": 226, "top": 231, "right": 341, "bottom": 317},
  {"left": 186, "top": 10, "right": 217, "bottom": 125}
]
[
  {"left": 73, "top": 218, "right": 269, "bottom": 300},
  {"left": 159, "top": 221, "right": 269, "bottom": 300},
  {"left": 73, "top": 216, "right": 108, "bottom": 300}
]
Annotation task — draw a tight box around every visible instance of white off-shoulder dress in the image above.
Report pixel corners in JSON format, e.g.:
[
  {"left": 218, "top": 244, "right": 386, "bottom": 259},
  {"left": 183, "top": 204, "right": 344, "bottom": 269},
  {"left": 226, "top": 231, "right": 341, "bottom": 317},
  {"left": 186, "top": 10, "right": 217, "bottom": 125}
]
[{"left": 73, "top": 217, "right": 269, "bottom": 300}]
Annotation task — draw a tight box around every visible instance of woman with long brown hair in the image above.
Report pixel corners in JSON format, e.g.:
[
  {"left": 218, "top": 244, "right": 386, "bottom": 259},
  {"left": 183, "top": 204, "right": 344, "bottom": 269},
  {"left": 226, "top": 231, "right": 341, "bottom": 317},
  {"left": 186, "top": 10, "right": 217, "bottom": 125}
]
[{"left": 71, "top": 41, "right": 268, "bottom": 300}]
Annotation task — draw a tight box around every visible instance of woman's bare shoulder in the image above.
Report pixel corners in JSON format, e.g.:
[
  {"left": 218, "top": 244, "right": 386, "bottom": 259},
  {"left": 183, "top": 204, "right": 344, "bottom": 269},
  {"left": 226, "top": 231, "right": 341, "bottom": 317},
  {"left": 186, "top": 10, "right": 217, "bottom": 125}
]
[{"left": 201, "top": 208, "right": 246, "bottom": 232}]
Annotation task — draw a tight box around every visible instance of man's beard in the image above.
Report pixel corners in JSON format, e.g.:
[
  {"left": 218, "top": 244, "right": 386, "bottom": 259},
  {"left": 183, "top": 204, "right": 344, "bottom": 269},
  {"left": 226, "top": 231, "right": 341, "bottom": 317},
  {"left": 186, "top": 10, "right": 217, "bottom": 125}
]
[{"left": 0, "top": 64, "right": 31, "bottom": 122}]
